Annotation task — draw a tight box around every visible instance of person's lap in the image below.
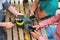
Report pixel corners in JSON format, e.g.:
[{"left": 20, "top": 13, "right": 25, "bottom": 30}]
[{"left": 45, "top": 25, "right": 56, "bottom": 40}]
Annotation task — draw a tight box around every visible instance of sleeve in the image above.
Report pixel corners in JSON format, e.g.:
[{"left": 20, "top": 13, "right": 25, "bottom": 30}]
[
  {"left": 39, "top": 14, "right": 60, "bottom": 28},
  {"left": 38, "top": 36, "right": 48, "bottom": 40},
  {"left": 2, "top": 0, "right": 10, "bottom": 9}
]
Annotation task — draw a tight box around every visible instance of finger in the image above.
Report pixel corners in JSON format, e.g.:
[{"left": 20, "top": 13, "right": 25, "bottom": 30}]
[
  {"left": 40, "top": 26, "right": 44, "bottom": 29},
  {"left": 19, "top": 13, "right": 24, "bottom": 15},
  {"left": 16, "top": 15, "right": 18, "bottom": 17},
  {"left": 31, "top": 32, "right": 36, "bottom": 35},
  {"left": 30, "top": 13, "right": 34, "bottom": 16},
  {"left": 32, "top": 25, "right": 38, "bottom": 30},
  {"left": 15, "top": 18, "right": 19, "bottom": 21},
  {"left": 31, "top": 32, "right": 34, "bottom": 34},
  {"left": 32, "top": 26, "right": 36, "bottom": 28},
  {"left": 36, "top": 27, "right": 39, "bottom": 30},
  {"left": 34, "top": 30, "right": 39, "bottom": 34},
  {"left": 16, "top": 13, "right": 24, "bottom": 17},
  {"left": 30, "top": 14, "right": 32, "bottom": 16},
  {"left": 34, "top": 30, "right": 37, "bottom": 33},
  {"left": 36, "top": 31, "right": 40, "bottom": 34}
]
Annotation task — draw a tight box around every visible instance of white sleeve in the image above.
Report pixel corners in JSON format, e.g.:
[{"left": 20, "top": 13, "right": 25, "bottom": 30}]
[{"left": 2, "top": 0, "right": 6, "bottom": 3}]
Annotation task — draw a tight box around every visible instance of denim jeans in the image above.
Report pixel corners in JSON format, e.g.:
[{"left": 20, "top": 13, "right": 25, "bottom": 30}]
[{"left": 45, "top": 25, "right": 56, "bottom": 40}]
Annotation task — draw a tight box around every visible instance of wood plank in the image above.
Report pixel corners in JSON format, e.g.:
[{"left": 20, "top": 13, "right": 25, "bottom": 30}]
[
  {"left": 11, "top": 15, "right": 19, "bottom": 40},
  {"left": 28, "top": 0, "right": 33, "bottom": 10},
  {"left": 41, "top": 28, "right": 48, "bottom": 38},
  {"left": 18, "top": 28, "right": 24, "bottom": 40},
  {"left": 24, "top": 2, "right": 31, "bottom": 40},
  {"left": 18, "top": 0, "right": 25, "bottom": 40},
  {"left": 19, "top": 0, "right": 24, "bottom": 14},
  {"left": 13, "top": 24, "right": 19, "bottom": 40},
  {"left": 14, "top": 0, "right": 19, "bottom": 11},
  {"left": 24, "top": 29, "right": 31, "bottom": 40},
  {"left": 5, "top": 11, "right": 12, "bottom": 40},
  {"left": 24, "top": 3, "right": 29, "bottom": 18},
  {"left": 10, "top": 0, "right": 14, "bottom": 5}
]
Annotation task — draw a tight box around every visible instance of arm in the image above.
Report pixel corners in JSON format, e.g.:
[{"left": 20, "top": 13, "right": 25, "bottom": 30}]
[
  {"left": 2, "top": 0, "right": 21, "bottom": 16},
  {"left": 39, "top": 14, "right": 60, "bottom": 28},
  {"left": 31, "top": 30, "right": 48, "bottom": 40},
  {"left": 30, "top": 0, "right": 38, "bottom": 16},
  {"left": 0, "top": 22, "right": 5, "bottom": 27},
  {"left": 0, "top": 22, "right": 14, "bottom": 28},
  {"left": 8, "top": 6, "right": 19, "bottom": 16}
]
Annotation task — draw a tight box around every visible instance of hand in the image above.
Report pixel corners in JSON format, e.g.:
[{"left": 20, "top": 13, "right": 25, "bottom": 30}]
[
  {"left": 16, "top": 13, "right": 24, "bottom": 17},
  {"left": 39, "top": 21, "right": 47, "bottom": 28},
  {"left": 30, "top": 11, "right": 34, "bottom": 16},
  {"left": 4, "top": 22, "right": 14, "bottom": 28},
  {"left": 31, "top": 30, "right": 40, "bottom": 39},
  {"left": 32, "top": 21, "right": 47, "bottom": 30},
  {"left": 32, "top": 25, "right": 40, "bottom": 30}
]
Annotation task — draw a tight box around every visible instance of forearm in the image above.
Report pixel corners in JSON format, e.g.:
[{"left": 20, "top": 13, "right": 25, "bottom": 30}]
[
  {"left": 0, "top": 22, "right": 5, "bottom": 27},
  {"left": 8, "top": 6, "right": 19, "bottom": 16},
  {"left": 39, "top": 14, "right": 60, "bottom": 27},
  {"left": 30, "top": 0, "right": 38, "bottom": 13},
  {"left": 2, "top": 0, "right": 19, "bottom": 16}
]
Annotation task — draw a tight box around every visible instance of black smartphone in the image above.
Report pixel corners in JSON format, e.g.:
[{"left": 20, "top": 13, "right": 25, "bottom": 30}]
[
  {"left": 30, "top": 15, "right": 36, "bottom": 20},
  {"left": 28, "top": 26, "right": 36, "bottom": 32}
]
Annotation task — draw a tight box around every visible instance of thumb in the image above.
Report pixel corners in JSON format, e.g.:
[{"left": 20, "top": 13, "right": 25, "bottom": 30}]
[
  {"left": 19, "top": 13, "right": 24, "bottom": 15},
  {"left": 31, "top": 32, "right": 35, "bottom": 35},
  {"left": 32, "top": 26, "right": 36, "bottom": 28},
  {"left": 36, "top": 27, "right": 39, "bottom": 30}
]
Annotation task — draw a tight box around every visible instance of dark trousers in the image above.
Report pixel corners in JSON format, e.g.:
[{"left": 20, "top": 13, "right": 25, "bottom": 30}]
[{"left": 0, "top": 15, "right": 7, "bottom": 40}]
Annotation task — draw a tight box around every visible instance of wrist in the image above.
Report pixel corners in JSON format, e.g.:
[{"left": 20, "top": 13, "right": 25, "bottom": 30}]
[
  {"left": 0, "top": 22, "right": 6, "bottom": 27},
  {"left": 30, "top": 11, "right": 34, "bottom": 16}
]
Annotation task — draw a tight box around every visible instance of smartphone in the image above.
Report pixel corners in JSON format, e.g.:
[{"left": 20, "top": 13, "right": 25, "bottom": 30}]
[
  {"left": 26, "top": 25, "right": 36, "bottom": 32},
  {"left": 17, "top": 15, "right": 24, "bottom": 19}
]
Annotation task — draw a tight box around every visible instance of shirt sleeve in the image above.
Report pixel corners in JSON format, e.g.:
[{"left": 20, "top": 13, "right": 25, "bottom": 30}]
[
  {"left": 2, "top": 0, "right": 10, "bottom": 9},
  {"left": 39, "top": 14, "right": 60, "bottom": 28}
]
